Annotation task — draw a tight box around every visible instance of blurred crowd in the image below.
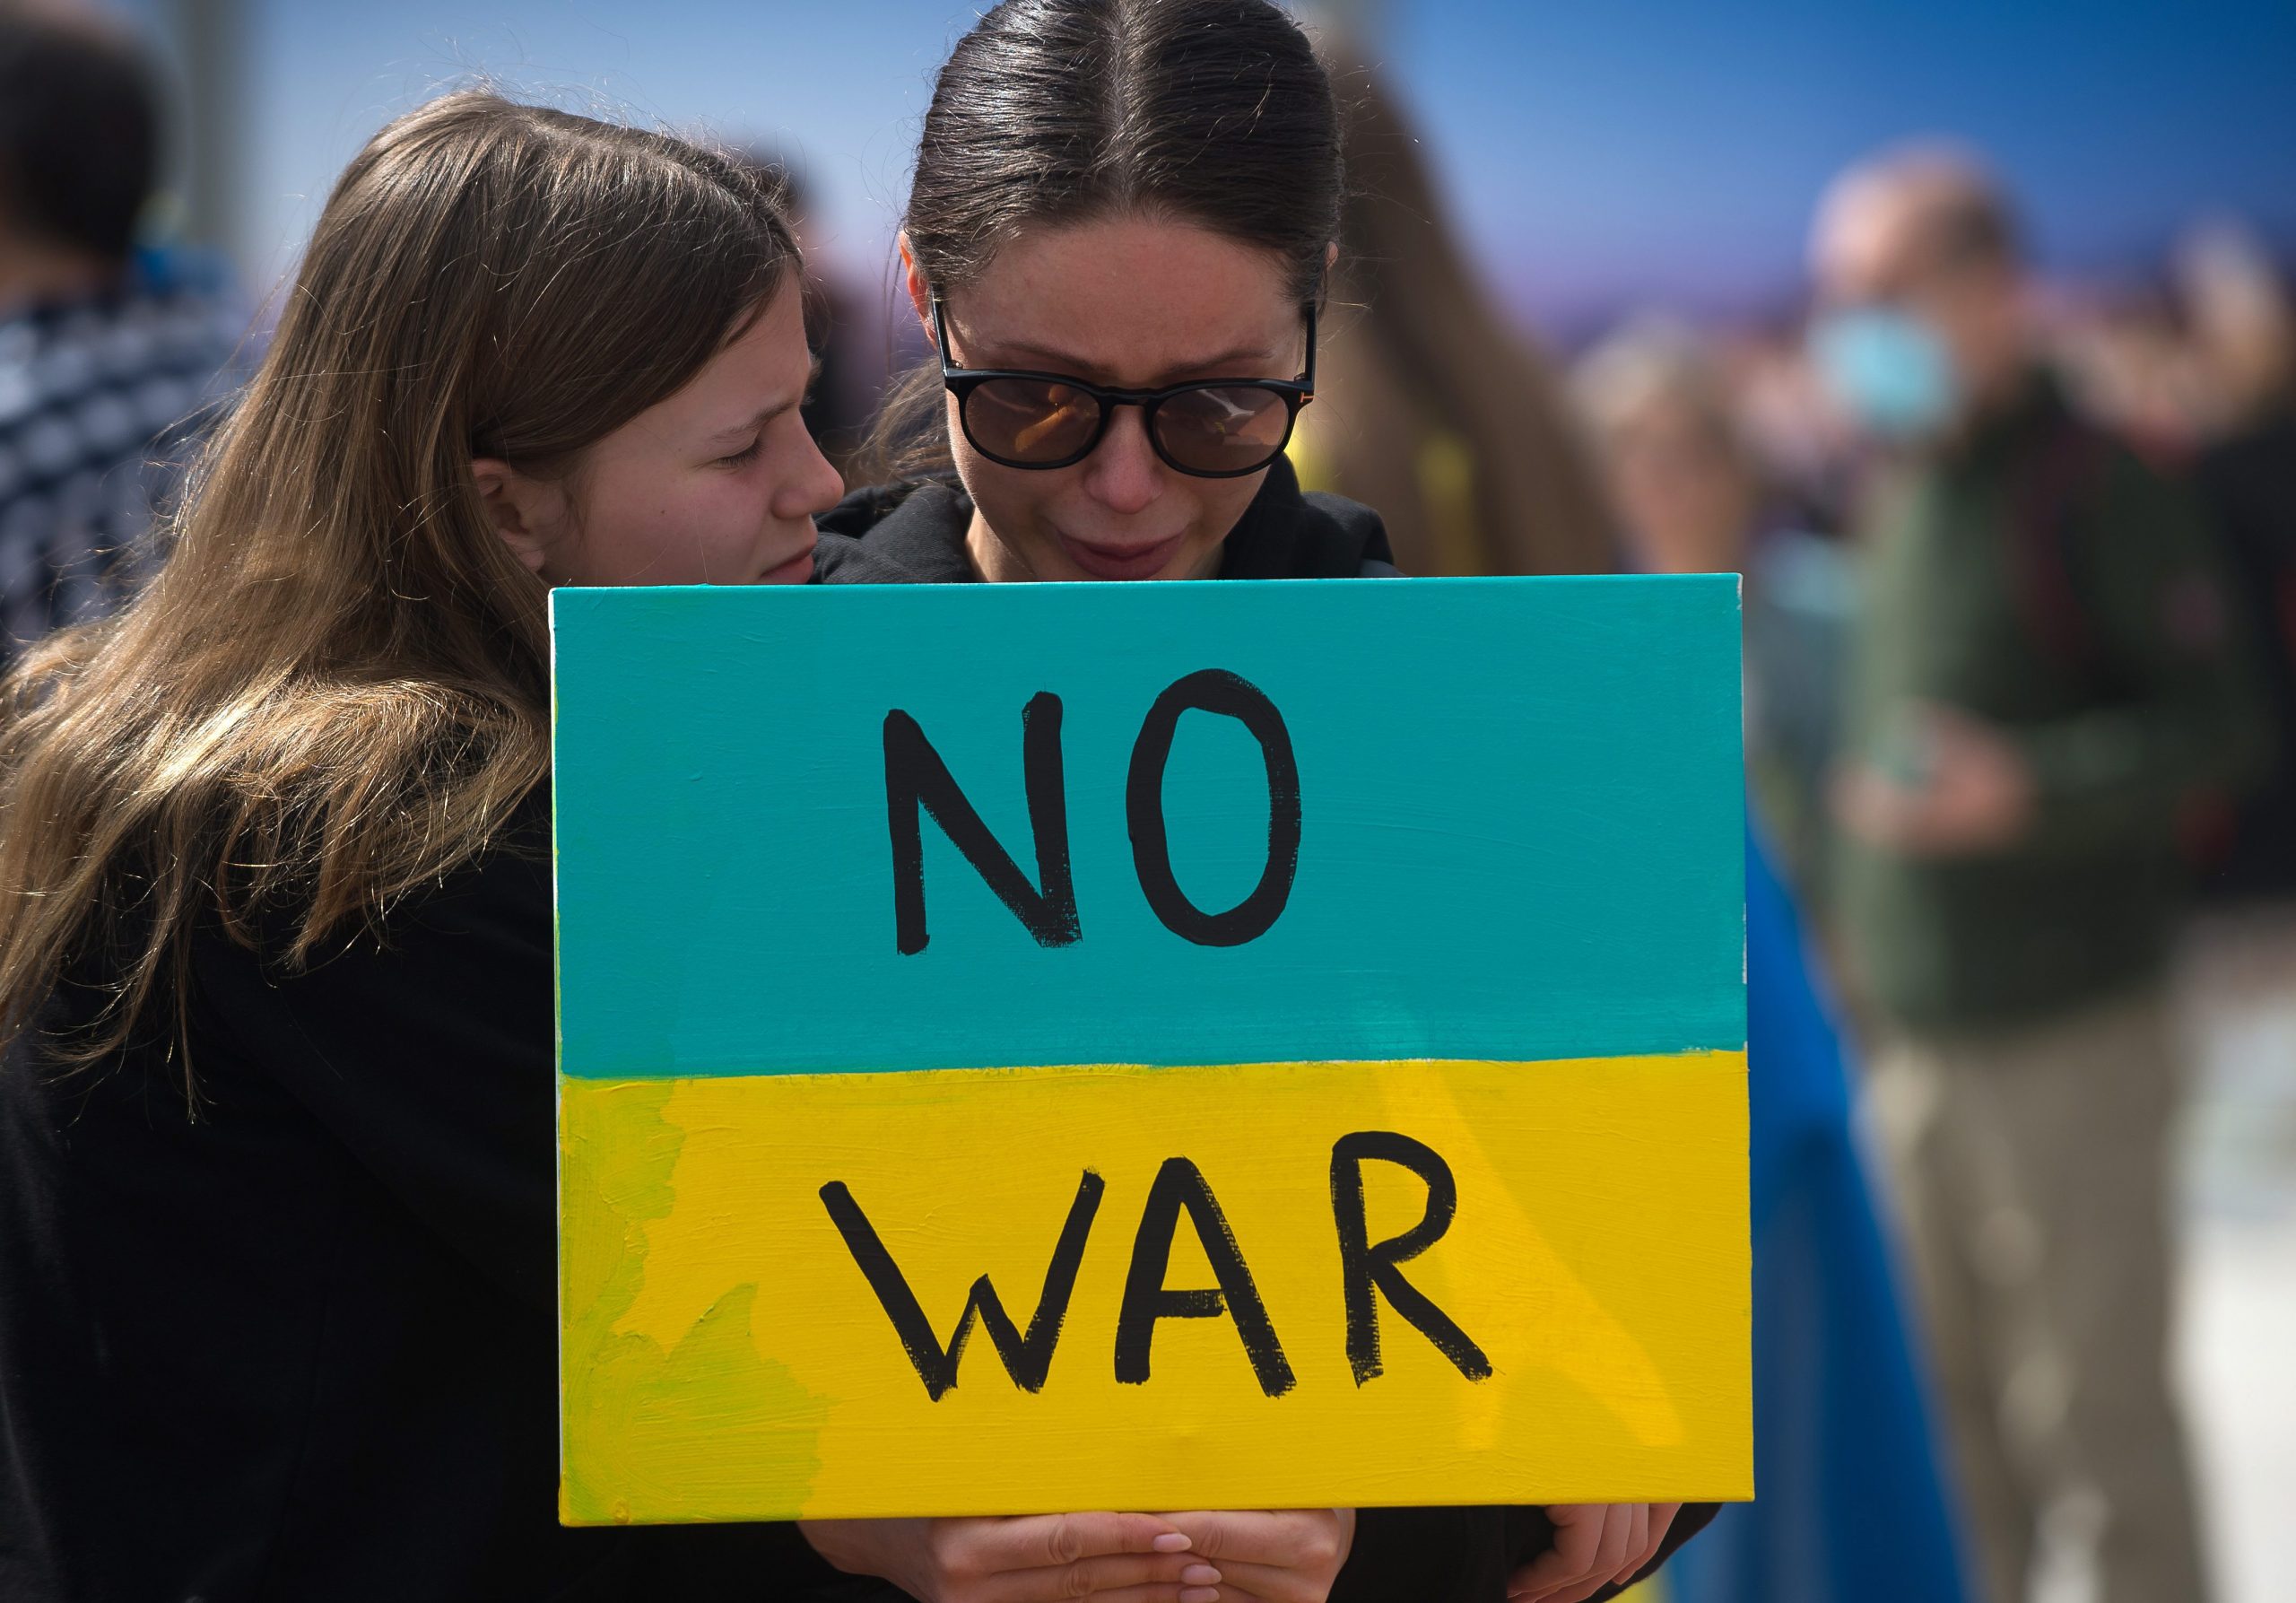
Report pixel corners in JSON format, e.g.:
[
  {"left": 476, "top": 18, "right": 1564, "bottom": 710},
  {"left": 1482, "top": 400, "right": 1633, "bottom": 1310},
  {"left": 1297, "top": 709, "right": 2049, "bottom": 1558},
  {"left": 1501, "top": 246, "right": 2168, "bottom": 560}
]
[
  {"left": 3, "top": 6, "right": 2291, "bottom": 1603},
  {"left": 1574, "top": 205, "right": 2295, "bottom": 920}
]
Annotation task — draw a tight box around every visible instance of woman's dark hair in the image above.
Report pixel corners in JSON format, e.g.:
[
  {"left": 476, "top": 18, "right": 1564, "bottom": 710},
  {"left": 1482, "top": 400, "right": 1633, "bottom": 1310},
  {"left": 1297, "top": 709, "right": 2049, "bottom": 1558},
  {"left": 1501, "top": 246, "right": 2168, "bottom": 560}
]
[{"left": 861, "top": 0, "right": 1344, "bottom": 480}]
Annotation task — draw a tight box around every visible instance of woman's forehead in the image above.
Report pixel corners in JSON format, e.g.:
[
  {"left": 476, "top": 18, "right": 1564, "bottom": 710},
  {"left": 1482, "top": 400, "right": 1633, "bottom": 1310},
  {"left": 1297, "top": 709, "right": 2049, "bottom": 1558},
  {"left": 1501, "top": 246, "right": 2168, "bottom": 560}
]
[{"left": 957, "top": 217, "right": 1297, "bottom": 378}]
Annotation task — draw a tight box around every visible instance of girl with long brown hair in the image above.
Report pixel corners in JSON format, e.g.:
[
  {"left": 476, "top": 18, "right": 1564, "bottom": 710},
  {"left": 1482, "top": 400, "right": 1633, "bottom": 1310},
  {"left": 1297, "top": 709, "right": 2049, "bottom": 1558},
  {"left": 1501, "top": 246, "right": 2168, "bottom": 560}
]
[{"left": 0, "top": 91, "right": 855, "bottom": 1599}]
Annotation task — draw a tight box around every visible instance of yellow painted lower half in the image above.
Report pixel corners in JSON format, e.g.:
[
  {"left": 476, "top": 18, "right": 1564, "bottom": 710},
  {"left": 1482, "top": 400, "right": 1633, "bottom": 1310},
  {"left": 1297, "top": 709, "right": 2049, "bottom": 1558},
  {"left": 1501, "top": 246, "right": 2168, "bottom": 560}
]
[{"left": 558, "top": 1053, "right": 1751, "bottom": 1523}]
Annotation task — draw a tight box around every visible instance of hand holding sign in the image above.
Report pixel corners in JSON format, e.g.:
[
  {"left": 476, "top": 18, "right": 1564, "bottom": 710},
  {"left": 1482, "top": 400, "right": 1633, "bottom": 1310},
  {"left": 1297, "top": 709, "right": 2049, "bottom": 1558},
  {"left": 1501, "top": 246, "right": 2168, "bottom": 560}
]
[
  {"left": 1159, "top": 1510, "right": 1355, "bottom": 1603},
  {"left": 1507, "top": 1503, "right": 1683, "bottom": 1602},
  {"left": 797, "top": 1512, "right": 1216, "bottom": 1603},
  {"left": 797, "top": 1507, "right": 1352, "bottom": 1603}
]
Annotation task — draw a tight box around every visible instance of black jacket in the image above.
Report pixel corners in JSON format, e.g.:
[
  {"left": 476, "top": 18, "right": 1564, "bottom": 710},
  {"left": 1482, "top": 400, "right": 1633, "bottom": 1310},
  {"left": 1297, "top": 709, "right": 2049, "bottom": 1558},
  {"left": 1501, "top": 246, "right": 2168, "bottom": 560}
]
[
  {"left": 816, "top": 459, "right": 1717, "bottom": 1603},
  {"left": 813, "top": 457, "right": 1402, "bottom": 583},
  {"left": 0, "top": 806, "right": 852, "bottom": 1601}
]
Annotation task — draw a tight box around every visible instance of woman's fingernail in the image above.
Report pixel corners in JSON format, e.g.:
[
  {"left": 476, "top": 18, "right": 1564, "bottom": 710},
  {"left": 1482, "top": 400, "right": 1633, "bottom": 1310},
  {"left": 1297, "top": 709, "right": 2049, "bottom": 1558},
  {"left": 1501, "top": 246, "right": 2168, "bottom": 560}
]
[
  {"left": 1182, "top": 1564, "right": 1222, "bottom": 1585},
  {"left": 1152, "top": 1532, "right": 1193, "bottom": 1553}
]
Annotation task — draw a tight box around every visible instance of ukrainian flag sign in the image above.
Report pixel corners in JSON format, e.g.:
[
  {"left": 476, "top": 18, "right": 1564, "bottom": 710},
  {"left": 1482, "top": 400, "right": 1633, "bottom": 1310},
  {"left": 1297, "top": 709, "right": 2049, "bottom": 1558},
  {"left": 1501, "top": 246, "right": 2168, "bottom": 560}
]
[{"left": 552, "top": 576, "right": 1751, "bottom": 1524}]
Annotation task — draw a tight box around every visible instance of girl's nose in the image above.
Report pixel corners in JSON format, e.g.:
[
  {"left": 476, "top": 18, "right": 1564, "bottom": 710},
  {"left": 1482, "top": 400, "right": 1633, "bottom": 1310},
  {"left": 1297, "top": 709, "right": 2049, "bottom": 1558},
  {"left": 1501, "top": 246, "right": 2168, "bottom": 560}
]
[{"left": 784, "top": 428, "right": 846, "bottom": 519}]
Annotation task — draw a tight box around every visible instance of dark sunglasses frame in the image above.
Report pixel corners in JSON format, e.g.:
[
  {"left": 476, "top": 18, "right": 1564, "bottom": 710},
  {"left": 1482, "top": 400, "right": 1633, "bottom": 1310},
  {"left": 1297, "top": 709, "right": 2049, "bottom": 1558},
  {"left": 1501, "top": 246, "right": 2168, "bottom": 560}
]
[{"left": 932, "top": 296, "right": 1317, "bottom": 479}]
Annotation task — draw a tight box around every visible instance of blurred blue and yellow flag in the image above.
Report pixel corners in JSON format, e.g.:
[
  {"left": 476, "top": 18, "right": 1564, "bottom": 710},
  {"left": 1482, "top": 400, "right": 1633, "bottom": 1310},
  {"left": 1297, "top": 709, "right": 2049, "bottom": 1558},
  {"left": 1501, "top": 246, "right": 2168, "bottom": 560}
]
[{"left": 1660, "top": 830, "right": 1972, "bottom": 1603}]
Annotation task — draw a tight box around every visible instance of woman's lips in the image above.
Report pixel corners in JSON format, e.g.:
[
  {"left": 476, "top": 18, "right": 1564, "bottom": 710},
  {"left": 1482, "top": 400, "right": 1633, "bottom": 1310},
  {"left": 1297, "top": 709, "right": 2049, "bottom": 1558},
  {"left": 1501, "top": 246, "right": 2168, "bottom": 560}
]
[
  {"left": 1057, "top": 530, "right": 1186, "bottom": 581},
  {"left": 760, "top": 538, "right": 818, "bottom": 584}
]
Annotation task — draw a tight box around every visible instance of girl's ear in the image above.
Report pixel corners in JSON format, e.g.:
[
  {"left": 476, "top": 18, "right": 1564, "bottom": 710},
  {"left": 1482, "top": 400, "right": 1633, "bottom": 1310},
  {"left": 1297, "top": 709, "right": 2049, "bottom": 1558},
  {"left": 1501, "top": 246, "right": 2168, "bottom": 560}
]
[
  {"left": 471, "top": 457, "right": 568, "bottom": 579},
  {"left": 899, "top": 233, "right": 935, "bottom": 347}
]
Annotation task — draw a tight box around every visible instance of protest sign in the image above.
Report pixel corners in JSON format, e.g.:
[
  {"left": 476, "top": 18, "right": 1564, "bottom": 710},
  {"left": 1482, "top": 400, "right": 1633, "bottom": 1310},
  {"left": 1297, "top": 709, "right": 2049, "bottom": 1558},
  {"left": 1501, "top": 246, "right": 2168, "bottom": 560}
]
[{"left": 553, "top": 576, "right": 1748, "bottom": 1522}]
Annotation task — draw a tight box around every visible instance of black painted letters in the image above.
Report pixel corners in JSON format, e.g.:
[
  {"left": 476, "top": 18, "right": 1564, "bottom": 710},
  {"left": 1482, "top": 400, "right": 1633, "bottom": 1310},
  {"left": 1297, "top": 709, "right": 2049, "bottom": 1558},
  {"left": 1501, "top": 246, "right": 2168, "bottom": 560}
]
[
  {"left": 1114, "top": 1157, "right": 1296, "bottom": 1398},
  {"left": 1330, "top": 1131, "right": 1493, "bottom": 1384},
  {"left": 827, "top": 1131, "right": 1490, "bottom": 1400},
  {"left": 883, "top": 669, "right": 1301, "bottom": 953},
  {"left": 820, "top": 1171, "right": 1104, "bottom": 1400},
  {"left": 1126, "top": 669, "right": 1303, "bottom": 947},
  {"left": 883, "top": 691, "right": 1081, "bottom": 955}
]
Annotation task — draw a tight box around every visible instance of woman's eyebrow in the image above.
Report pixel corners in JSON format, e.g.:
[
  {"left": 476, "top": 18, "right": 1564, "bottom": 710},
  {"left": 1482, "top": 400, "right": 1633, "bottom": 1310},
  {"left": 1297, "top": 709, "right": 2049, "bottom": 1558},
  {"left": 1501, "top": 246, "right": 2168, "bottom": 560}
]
[{"left": 984, "top": 338, "right": 1287, "bottom": 383}]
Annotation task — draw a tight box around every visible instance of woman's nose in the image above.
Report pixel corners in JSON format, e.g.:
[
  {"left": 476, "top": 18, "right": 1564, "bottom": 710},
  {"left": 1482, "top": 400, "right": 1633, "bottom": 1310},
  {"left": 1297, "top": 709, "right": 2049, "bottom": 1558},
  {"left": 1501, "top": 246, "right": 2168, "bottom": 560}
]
[{"left": 1081, "top": 405, "right": 1164, "bottom": 515}]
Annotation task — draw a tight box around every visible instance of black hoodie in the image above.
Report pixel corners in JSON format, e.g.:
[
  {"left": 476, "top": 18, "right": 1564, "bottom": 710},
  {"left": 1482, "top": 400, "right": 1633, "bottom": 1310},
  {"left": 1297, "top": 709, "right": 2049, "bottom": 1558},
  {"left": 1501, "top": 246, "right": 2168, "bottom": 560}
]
[
  {"left": 813, "top": 457, "right": 1401, "bottom": 583},
  {"left": 0, "top": 798, "right": 858, "bottom": 1602},
  {"left": 813, "top": 458, "right": 1717, "bottom": 1603}
]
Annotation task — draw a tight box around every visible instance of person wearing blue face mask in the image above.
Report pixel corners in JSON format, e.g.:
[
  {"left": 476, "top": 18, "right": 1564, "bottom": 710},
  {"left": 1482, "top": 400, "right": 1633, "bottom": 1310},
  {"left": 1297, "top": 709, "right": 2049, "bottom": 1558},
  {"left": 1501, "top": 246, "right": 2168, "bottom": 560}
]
[{"left": 1807, "top": 147, "right": 2265, "bottom": 1603}]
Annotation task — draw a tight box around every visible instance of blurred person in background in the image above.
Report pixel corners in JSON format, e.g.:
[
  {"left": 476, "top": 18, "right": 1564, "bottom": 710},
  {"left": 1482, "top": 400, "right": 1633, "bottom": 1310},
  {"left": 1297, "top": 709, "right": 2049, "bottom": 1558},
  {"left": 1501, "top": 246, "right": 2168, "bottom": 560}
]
[
  {"left": 745, "top": 147, "right": 884, "bottom": 475},
  {"left": 1810, "top": 144, "right": 2264, "bottom": 1603},
  {"left": 1286, "top": 33, "right": 1613, "bottom": 577},
  {"left": 2053, "top": 289, "right": 2216, "bottom": 466},
  {"left": 1726, "top": 323, "right": 1863, "bottom": 540},
  {"left": 0, "top": 5, "right": 243, "bottom": 663},
  {"left": 1574, "top": 321, "right": 1855, "bottom": 897},
  {"left": 2179, "top": 222, "right": 2296, "bottom": 912},
  {"left": 1575, "top": 323, "right": 1973, "bottom": 1603}
]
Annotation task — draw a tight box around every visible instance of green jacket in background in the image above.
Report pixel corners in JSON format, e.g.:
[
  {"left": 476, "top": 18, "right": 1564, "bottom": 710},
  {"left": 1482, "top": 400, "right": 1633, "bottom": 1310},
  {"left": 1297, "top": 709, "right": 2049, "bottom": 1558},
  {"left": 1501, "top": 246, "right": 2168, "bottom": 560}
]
[{"left": 1831, "top": 370, "right": 2267, "bottom": 1037}]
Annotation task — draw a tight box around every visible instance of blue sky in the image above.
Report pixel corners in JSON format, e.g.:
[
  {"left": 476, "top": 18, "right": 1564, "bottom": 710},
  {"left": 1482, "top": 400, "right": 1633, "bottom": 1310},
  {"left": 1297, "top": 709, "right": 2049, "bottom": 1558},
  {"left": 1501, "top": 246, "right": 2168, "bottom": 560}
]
[
  {"left": 144, "top": 0, "right": 2296, "bottom": 330},
  {"left": 1394, "top": 0, "right": 2296, "bottom": 322}
]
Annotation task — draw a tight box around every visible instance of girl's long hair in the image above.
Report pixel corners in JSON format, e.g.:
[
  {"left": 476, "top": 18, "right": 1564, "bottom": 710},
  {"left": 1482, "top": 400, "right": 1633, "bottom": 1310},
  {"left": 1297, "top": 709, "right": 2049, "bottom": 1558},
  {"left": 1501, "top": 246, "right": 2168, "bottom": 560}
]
[{"left": 0, "top": 91, "right": 797, "bottom": 1087}]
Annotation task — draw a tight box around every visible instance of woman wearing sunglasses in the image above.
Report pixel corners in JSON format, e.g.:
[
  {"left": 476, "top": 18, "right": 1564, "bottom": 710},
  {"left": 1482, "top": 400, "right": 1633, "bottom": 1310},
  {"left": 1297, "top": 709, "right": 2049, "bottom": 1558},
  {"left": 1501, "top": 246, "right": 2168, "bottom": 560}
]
[
  {"left": 811, "top": 4, "right": 1712, "bottom": 1601},
  {"left": 813, "top": 1, "right": 1387, "bottom": 590}
]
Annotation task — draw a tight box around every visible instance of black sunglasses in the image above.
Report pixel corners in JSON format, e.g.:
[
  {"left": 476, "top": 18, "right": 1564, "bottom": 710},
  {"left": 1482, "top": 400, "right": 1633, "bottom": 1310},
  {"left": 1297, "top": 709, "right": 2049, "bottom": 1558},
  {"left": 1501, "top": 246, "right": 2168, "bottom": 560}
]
[{"left": 932, "top": 296, "right": 1317, "bottom": 479}]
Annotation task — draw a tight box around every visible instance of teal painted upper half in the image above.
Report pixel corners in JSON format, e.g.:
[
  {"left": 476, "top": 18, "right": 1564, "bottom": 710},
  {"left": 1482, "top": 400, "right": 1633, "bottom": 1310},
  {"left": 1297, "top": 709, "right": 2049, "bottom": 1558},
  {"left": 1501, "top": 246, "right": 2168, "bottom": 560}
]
[{"left": 551, "top": 577, "right": 1744, "bottom": 1077}]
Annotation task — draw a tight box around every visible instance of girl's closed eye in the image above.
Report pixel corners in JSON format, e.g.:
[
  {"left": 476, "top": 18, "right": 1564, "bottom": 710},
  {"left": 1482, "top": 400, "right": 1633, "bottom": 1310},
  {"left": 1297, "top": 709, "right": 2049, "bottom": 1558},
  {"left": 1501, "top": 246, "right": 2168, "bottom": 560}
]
[{"left": 716, "top": 435, "right": 762, "bottom": 467}]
